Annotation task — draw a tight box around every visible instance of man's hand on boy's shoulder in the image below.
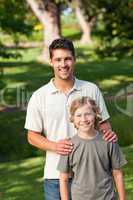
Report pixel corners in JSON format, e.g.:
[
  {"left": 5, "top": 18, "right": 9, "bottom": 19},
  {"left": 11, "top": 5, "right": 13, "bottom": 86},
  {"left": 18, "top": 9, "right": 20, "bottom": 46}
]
[
  {"left": 55, "top": 139, "right": 74, "bottom": 155},
  {"left": 102, "top": 129, "right": 118, "bottom": 142}
]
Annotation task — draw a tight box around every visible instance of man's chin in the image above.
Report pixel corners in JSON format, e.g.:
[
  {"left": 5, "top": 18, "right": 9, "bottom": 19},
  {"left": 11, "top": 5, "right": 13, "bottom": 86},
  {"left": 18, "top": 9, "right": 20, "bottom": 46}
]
[{"left": 59, "top": 75, "right": 72, "bottom": 80}]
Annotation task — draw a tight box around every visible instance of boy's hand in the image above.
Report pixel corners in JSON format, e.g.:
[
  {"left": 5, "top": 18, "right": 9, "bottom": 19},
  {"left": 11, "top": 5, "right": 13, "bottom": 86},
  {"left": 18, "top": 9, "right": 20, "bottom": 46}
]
[
  {"left": 102, "top": 129, "right": 118, "bottom": 142},
  {"left": 56, "top": 139, "right": 74, "bottom": 155}
]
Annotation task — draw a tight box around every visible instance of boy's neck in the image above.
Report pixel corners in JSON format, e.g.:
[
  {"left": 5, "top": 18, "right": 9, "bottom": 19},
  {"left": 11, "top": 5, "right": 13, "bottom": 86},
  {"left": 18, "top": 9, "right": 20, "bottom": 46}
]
[{"left": 78, "top": 130, "right": 97, "bottom": 140}]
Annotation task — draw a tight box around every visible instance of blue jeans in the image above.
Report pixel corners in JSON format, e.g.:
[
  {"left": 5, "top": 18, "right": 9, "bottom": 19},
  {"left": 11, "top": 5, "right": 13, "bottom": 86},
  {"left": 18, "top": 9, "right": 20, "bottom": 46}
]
[{"left": 44, "top": 179, "right": 72, "bottom": 200}]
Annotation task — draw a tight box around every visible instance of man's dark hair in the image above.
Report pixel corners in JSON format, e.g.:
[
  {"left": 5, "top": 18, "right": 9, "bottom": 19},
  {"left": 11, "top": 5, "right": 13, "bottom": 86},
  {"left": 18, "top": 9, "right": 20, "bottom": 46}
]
[{"left": 49, "top": 38, "right": 75, "bottom": 59}]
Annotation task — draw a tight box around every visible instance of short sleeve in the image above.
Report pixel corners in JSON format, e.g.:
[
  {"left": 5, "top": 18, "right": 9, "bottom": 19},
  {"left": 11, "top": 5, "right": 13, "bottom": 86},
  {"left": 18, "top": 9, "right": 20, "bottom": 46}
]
[
  {"left": 24, "top": 93, "right": 43, "bottom": 132},
  {"left": 57, "top": 155, "right": 71, "bottom": 173},
  {"left": 108, "top": 142, "right": 127, "bottom": 169},
  {"left": 95, "top": 86, "right": 110, "bottom": 122}
]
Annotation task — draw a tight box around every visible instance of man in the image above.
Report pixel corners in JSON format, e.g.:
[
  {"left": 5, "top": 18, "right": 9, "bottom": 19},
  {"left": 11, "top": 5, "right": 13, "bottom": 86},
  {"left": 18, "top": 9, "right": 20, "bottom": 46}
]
[{"left": 25, "top": 38, "right": 117, "bottom": 200}]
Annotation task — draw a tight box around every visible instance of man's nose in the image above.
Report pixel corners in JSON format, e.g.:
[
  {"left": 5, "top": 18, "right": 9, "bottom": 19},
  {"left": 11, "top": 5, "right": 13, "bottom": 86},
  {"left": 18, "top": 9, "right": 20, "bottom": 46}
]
[{"left": 60, "top": 60, "right": 66, "bottom": 67}]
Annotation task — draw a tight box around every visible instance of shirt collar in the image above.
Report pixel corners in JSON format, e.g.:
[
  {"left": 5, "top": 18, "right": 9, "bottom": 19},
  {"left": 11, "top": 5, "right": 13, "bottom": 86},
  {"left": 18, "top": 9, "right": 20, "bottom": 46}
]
[
  {"left": 48, "top": 77, "right": 81, "bottom": 94},
  {"left": 72, "top": 78, "right": 81, "bottom": 91}
]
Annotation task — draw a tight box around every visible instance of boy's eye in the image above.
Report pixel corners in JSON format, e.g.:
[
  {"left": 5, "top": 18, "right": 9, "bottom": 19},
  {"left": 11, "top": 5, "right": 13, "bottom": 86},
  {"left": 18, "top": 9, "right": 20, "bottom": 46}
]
[
  {"left": 85, "top": 113, "right": 91, "bottom": 115},
  {"left": 85, "top": 113, "right": 91, "bottom": 116},
  {"left": 75, "top": 114, "right": 81, "bottom": 117}
]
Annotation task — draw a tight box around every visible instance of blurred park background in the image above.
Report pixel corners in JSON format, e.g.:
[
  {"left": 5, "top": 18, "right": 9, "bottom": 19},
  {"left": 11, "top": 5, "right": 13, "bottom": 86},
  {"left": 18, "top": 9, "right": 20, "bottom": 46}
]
[{"left": 0, "top": 0, "right": 133, "bottom": 199}]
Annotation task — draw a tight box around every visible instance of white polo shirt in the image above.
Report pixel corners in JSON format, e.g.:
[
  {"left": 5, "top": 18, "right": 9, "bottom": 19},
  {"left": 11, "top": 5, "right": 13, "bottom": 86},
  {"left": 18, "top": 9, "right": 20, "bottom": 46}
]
[{"left": 25, "top": 78, "right": 110, "bottom": 179}]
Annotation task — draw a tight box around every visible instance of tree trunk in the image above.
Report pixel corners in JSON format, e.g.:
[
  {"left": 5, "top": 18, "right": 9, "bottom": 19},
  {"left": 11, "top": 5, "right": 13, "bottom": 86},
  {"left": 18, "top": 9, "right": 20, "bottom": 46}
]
[
  {"left": 40, "top": 2, "right": 61, "bottom": 62},
  {"left": 26, "top": 0, "right": 61, "bottom": 63},
  {"left": 75, "top": 5, "right": 92, "bottom": 45}
]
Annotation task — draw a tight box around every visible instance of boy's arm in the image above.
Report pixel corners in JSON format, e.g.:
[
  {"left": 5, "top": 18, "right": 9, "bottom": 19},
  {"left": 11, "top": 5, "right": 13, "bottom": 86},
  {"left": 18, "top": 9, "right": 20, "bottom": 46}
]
[
  {"left": 59, "top": 172, "right": 69, "bottom": 200},
  {"left": 112, "top": 169, "right": 126, "bottom": 200}
]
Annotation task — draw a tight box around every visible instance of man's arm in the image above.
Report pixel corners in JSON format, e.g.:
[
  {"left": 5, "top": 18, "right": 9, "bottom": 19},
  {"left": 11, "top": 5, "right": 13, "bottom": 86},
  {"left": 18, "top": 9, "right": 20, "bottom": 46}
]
[
  {"left": 112, "top": 169, "right": 126, "bottom": 200},
  {"left": 27, "top": 130, "right": 73, "bottom": 155},
  {"left": 99, "top": 120, "right": 117, "bottom": 142},
  {"left": 59, "top": 172, "right": 69, "bottom": 200}
]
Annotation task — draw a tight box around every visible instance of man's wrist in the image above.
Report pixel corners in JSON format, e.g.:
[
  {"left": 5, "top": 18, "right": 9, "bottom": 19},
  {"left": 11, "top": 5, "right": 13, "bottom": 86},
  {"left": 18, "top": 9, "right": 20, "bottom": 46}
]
[{"left": 100, "top": 128, "right": 112, "bottom": 134}]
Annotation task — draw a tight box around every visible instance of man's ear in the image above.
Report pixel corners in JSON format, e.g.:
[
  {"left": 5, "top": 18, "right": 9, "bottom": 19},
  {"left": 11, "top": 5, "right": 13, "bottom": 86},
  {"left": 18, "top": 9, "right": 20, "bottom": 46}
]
[{"left": 49, "top": 59, "right": 53, "bottom": 67}]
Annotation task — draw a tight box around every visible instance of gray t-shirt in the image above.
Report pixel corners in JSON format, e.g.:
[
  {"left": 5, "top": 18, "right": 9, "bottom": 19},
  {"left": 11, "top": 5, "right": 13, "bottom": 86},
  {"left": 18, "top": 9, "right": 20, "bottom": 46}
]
[{"left": 57, "top": 132, "right": 127, "bottom": 200}]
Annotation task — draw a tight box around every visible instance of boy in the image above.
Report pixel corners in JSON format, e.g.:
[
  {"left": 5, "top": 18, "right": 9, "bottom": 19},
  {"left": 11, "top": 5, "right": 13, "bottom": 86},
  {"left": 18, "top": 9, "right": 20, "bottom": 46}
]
[{"left": 57, "top": 97, "right": 127, "bottom": 200}]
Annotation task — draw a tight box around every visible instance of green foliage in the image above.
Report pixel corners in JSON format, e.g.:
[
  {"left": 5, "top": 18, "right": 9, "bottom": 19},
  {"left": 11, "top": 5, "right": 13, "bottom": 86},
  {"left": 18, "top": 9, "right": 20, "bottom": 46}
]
[
  {"left": 94, "top": 0, "right": 133, "bottom": 57},
  {"left": 0, "top": 0, "right": 33, "bottom": 36},
  {"left": 0, "top": 43, "right": 22, "bottom": 59},
  {"left": 74, "top": 0, "right": 133, "bottom": 57},
  {"left": 0, "top": 0, "right": 36, "bottom": 58}
]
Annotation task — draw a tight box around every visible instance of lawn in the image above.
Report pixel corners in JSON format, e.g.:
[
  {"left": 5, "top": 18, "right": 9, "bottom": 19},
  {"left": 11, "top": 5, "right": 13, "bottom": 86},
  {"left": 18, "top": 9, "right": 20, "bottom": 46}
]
[
  {"left": 0, "top": 145, "right": 132, "bottom": 200},
  {"left": 0, "top": 43, "right": 133, "bottom": 199},
  {"left": 0, "top": 47, "right": 133, "bottom": 154}
]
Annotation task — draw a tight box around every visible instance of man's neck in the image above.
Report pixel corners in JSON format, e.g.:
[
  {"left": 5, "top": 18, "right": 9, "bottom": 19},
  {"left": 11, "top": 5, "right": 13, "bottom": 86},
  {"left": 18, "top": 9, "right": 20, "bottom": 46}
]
[{"left": 53, "top": 77, "right": 75, "bottom": 93}]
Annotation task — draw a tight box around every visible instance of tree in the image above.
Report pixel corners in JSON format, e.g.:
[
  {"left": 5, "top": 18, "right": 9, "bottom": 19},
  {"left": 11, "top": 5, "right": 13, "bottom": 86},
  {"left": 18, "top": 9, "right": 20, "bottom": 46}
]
[
  {"left": 0, "top": 0, "right": 33, "bottom": 58},
  {"left": 26, "top": 0, "right": 61, "bottom": 62},
  {"left": 71, "top": 0, "right": 97, "bottom": 45},
  {"left": 71, "top": 0, "right": 133, "bottom": 57},
  {"left": 95, "top": 0, "right": 133, "bottom": 58},
  {"left": 69, "top": 0, "right": 106, "bottom": 45}
]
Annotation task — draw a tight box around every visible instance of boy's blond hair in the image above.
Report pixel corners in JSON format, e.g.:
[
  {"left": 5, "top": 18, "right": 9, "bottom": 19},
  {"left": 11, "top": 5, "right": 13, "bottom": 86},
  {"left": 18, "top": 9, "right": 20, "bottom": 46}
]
[{"left": 70, "top": 96, "right": 102, "bottom": 130}]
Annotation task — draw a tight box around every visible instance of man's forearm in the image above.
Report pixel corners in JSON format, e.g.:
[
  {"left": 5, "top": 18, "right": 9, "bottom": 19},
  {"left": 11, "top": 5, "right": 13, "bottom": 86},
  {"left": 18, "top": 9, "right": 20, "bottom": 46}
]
[
  {"left": 99, "top": 120, "right": 112, "bottom": 132},
  {"left": 99, "top": 120, "right": 117, "bottom": 142},
  {"left": 28, "top": 130, "right": 56, "bottom": 152},
  {"left": 27, "top": 130, "right": 73, "bottom": 155}
]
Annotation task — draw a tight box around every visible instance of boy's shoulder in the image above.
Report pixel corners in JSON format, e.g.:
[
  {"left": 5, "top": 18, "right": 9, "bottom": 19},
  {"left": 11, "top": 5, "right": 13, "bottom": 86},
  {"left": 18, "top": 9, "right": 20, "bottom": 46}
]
[{"left": 70, "top": 134, "right": 80, "bottom": 143}]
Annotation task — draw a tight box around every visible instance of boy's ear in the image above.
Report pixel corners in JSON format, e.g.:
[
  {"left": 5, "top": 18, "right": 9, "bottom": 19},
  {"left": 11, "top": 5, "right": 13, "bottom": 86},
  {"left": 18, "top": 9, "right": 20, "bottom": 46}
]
[{"left": 69, "top": 116, "right": 73, "bottom": 123}]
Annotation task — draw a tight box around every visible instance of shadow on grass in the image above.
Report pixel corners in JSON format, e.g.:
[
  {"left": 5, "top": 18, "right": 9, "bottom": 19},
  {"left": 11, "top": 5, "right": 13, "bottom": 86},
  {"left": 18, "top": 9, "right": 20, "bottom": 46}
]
[
  {"left": 0, "top": 50, "right": 133, "bottom": 161},
  {"left": 0, "top": 157, "right": 44, "bottom": 200},
  {"left": 75, "top": 56, "right": 133, "bottom": 95},
  {"left": 0, "top": 146, "right": 133, "bottom": 200},
  {"left": 1, "top": 57, "right": 133, "bottom": 95},
  {"left": 0, "top": 61, "right": 52, "bottom": 93},
  {"left": 0, "top": 111, "right": 38, "bottom": 162}
]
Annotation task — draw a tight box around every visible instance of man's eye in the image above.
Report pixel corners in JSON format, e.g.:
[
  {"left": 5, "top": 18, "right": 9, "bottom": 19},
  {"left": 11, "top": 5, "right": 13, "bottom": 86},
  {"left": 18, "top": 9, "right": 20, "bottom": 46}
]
[
  {"left": 56, "top": 58, "right": 61, "bottom": 62},
  {"left": 65, "top": 57, "right": 72, "bottom": 61}
]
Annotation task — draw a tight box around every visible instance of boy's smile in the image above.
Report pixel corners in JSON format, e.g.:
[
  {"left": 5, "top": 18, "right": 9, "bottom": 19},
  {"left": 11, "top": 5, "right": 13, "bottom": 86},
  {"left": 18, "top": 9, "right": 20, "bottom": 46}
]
[{"left": 73, "top": 104, "right": 96, "bottom": 137}]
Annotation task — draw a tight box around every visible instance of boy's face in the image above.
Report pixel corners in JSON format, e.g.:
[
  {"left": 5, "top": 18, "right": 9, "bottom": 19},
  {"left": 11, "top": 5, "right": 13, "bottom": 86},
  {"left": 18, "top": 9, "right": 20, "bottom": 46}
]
[
  {"left": 50, "top": 49, "right": 75, "bottom": 81},
  {"left": 73, "top": 104, "right": 95, "bottom": 133}
]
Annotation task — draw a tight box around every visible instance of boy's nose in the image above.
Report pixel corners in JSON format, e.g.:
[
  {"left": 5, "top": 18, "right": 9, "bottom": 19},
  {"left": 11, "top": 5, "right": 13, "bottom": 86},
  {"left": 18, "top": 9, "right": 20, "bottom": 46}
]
[{"left": 81, "top": 115, "right": 86, "bottom": 121}]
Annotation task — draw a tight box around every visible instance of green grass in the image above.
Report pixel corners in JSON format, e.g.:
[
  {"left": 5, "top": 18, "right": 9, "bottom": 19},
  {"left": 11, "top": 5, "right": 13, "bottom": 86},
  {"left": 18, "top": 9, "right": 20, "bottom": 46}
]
[
  {"left": 0, "top": 13, "right": 132, "bottom": 200},
  {"left": 0, "top": 157, "right": 44, "bottom": 200},
  {"left": 0, "top": 46, "right": 133, "bottom": 162},
  {"left": 0, "top": 145, "right": 132, "bottom": 200},
  {"left": 123, "top": 145, "right": 133, "bottom": 200}
]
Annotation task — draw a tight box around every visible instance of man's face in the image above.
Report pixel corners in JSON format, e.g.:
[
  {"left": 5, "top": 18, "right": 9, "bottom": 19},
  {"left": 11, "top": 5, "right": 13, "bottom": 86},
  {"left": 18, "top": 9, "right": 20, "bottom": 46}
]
[{"left": 50, "top": 49, "right": 75, "bottom": 81}]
